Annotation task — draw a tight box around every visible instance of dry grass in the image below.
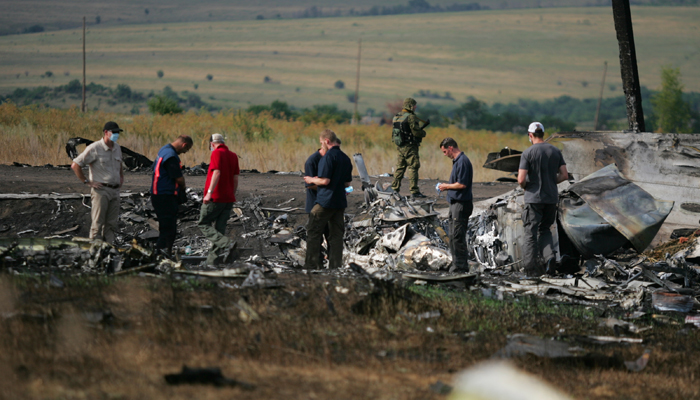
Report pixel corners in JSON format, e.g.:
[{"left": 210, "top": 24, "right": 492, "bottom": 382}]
[
  {"left": 1, "top": 272, "right": 698, "bottom": 399},
  {"left": 0, "top": 103, "right": 531, "bottom": 181},
  {"left": 1, "top": 6, "right": 698, "bottom": 114}
]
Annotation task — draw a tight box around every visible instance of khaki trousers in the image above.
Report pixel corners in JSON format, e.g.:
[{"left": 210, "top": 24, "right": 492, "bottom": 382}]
[{"left": 90, "top": 187, "right": 120, "bottom": 243}]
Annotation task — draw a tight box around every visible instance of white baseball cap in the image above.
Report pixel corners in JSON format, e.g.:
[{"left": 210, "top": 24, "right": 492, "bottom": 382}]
[
  {"left": 528, "top": 122, "right": 544, "bottom": 133},
  {"left": 211, "top": 133, "right": 225, "bottom": 143}
]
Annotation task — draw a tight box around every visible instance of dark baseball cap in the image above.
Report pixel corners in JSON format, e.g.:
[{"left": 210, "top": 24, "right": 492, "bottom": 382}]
[{"left": 103, "top": 121, "right": 123, "bottom": 132}]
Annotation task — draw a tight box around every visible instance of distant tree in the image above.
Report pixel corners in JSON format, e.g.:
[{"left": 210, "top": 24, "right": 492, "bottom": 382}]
[
  {"left": 346, "top": 93, "right": 357, "bottom": 103},
  {"left": 334, "top": 80, "right": 345, "bottom": 89},
  {"left": 256, "top": 15, "right": 265, "bottom": 20},
  {"left": 157, "top": 70, "right": 164, "bottom": 78},
  {"left": 193, "top": 83, "right": 199, "bottom": 90},
  {"left": 148, "top": 95, "right": 182, "bottom": 115},
  {"left": 44, "top": 71, "right": 53, "bottom": 78},
  {"left": 145, "top": 8, "right": 149, "bottom": 15},
  {"left": 65, "top": 79, "right": 82, "bottom": 94},
  {"left": 115, "top": 84, "right": 132, "bottom": 100},
  {"left": 247, "top": 100, "right": 295, "bottom": 119},
  {"left": 95, "top": 15, "right": 101, "bottom": 24},
  {"left": 206, "top": 74, "right": 213, "bottom": 81},
  {"left": 264, "top": 76, "right": 271, "bottom": 83},
  {"left": 651, "top": 66, "right": 691, "bottom": 133},
  {"left": 23, "top": 25, "right": 44, "bottom": 34}
]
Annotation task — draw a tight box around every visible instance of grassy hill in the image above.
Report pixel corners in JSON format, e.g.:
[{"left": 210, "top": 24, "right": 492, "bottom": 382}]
[
  {"left": 1, "top": 6, "right": 698, "bottom": 115},
  {"left": 0, "top": 0, "right": 672, "bottom": 35}
]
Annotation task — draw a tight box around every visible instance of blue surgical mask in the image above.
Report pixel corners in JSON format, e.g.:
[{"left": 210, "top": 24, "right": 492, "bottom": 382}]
[{"left": 110, "top": 133, "right": 119, "bottom": 142}]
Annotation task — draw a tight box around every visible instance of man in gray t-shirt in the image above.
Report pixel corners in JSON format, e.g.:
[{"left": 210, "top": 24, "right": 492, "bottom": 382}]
[{"left": 517, "top": 122, "right": 568, "bottom": 275}]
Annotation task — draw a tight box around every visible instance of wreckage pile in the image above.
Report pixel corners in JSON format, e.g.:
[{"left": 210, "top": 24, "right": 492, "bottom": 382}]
[{"left": 1, "top": 160, "right": 700, "bottom": 319}]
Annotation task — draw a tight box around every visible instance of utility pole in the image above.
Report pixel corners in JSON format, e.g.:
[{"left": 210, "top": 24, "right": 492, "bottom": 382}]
[
  {"left": 352, "top": 38, "right": 361, "bottom": 125},
  {"left": 594, "top": 61, "right": 608, "bottom": 130},
  {"left": 611, "top": 0, "right": 645, "bottom": 132},
  {"left": 81, "top": 16, "right": 86, "bottom": 113}
]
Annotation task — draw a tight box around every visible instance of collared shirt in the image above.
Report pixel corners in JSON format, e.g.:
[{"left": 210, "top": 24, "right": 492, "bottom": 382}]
[
  {"left": 447, "top": 152, "right": 473, "bottom": 203},
  {"left": 316, "top": 146, "right": 353, "bottom": 209},
  {"left": 204, "top": 144, "right": 240, "bottom": 203},
  {"left": 73, "top": 138, "right": 122, "bottom": 185},
  {"left": 304, "top": 150, "right": 323, "bottom": 213}
]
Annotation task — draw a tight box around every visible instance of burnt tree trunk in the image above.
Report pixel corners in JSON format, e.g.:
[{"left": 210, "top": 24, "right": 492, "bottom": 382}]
[{"left": 612, "top": 0, "right": 645, "bottom": 132}]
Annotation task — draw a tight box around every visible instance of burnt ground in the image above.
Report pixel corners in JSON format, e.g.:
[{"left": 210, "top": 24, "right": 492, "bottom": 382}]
[
  {"left": 0, "top": 164, "right": 515, "bottom": 248},
  {"left": 1, "top": 164, "right": 700, "bottom": 400}
]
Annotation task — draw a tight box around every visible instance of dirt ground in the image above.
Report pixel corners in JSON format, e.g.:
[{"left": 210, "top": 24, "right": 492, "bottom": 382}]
[
  {"left": 2, "top": 164, "right": 700, "bottom": 400},
  {"left": 0, "top": 164, "right": 516, "bottom": 240}
]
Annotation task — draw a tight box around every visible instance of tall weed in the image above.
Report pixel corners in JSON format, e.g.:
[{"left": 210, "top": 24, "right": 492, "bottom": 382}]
[{"left": 0, "top": 104, "right": 531, "bottom": 181}]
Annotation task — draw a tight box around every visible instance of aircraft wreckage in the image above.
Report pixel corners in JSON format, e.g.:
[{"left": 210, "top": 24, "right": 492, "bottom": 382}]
[{"left": 2, "top": 146, "right": 700, "bottom": 314}]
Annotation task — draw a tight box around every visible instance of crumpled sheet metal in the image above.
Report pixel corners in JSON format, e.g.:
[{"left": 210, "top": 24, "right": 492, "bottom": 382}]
[{"left": 563, "top": 164, "right": 674, "bottom": 255}]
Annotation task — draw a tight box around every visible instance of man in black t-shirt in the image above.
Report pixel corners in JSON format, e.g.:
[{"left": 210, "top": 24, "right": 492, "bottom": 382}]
[{"left": 517, "top": 122, "right": 568, "bottom": 275}]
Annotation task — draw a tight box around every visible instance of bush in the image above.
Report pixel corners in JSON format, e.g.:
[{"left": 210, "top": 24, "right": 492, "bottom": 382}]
[
  {"left": 95, "top": 16, "right": 101, "bottom": 24},
  {"left": 114, "top": 84, "right": 132, "bottom": 101},
  {"left": 247, "top": 100, "right": 295, "bottom": 120},
  {"left": 148, "top": 95, "right": 182, "bottom": 115},
  {"left": 157, "top": 70, "right": 164, "bottom": 78},
  {"left": 23, "top": 25, "right": 44, "bottom": 34},
  {"left": 64, "top": 79, "right": 82, "bottom": 95},
  {"left": 206, "top": 74, "right": 213, "bottom": 81},
  {"left": 44, "top": 71, "right": 53, "bottom": 78},
  {"left": 334, "top": 80, "right": 345, "bottom": 89}
]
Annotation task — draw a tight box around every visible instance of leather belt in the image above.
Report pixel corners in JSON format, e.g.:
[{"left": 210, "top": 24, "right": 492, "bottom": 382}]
[{"left": 100, "top": 183, "right": 120, "bottom": 189}]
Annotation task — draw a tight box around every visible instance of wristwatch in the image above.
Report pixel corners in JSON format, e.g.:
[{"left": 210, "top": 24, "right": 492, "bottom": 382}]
[{"left": 83, "top": 179, "right": 89, "bottom": 184}]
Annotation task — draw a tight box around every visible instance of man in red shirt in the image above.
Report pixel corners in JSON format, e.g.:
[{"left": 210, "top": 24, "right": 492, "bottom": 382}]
[{"left": 198, "top": 133, "right": 240, "bottom": 266}]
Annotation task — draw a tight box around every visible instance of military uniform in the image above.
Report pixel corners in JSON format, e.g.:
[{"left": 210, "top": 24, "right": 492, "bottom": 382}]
[{"left": 391, "top": 98, "right": 427, "bottom": 195}]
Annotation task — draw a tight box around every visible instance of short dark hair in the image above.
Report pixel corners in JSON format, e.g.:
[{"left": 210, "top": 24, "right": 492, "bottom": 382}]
[
  {"left": 531, "top": 128, "right": 544, "bottom": 138},
  {"left": 439, "top": 137, "right": 458, "bottom": 149},
  {"left": 177, "top": 135, "right": 193, "bottom": 146}
]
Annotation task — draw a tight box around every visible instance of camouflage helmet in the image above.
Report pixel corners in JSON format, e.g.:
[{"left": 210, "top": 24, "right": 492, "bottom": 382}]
[{"left": 403, "top": 97, "right": 417, "bottom": 109}]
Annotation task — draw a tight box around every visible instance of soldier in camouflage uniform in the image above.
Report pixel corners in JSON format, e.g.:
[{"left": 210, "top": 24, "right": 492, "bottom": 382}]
[{"left": 391, "top": 97, "right": 427, "bottom": 198}]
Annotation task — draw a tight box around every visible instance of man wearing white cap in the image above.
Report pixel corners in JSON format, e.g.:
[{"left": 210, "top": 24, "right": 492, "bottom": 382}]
[
  {"left": 198, "top": 133, "right": 240, "bottom": 266},
  {"left": 517, "top": 122, "right": 568, "bottom": 275}
]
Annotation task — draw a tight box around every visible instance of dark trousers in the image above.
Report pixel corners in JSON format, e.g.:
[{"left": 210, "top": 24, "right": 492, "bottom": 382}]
[
  {"left": 448, "top": 200, "right": 473, "bottom": 271},
  {"left": 151, "top": 194, "right": 179, "bottom": 252},
  {"left": 305, "top": 204, "right": 345, "bottom": 269},
  {"left": 522, "top": 203, "right": 557, "bottom": 275}
]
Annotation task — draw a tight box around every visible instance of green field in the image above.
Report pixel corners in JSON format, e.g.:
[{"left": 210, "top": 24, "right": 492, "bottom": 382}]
[{"left": 1, "top": 6, "right": 699, "bottom": 115}]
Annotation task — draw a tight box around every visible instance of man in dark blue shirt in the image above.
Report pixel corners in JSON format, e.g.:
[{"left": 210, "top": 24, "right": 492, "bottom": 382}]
[
  {"left": 303, "top": 129, "right": 353, "bottom": 269},
  {"left": 304, "top": 146, "right": 327, "bottom": 213},
  {"left": 438, "top": 137, "right": 473, "bottom": 273},
  {"left": 151, "top": 135, "right": 193, "bottom": 257}
]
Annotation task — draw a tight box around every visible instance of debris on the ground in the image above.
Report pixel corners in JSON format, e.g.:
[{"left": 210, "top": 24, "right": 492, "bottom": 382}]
[
  {"left": 164, "top": 365, "right": 255, "bottom": 389},
  {"left": 1, "top": 159, "right": 699, "bottom": 323}
]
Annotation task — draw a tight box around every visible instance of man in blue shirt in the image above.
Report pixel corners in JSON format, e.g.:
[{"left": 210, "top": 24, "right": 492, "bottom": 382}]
[
  {"left": 517, "top": 122, "right": 568, "bottom": 275},
  {"left": 303, "top": 129, "right": 353, "bottom": 269},
  {"left": 438, "top": 137, "right": 473, "bottom": 273},
  {"left": 151, "top": 135, "right": 193, "bottom": 257}
]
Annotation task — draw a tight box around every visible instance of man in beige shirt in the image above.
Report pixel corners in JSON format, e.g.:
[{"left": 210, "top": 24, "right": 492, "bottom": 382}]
[{"left": 71, "top": 121, "right": 124, "bottom": 243}]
